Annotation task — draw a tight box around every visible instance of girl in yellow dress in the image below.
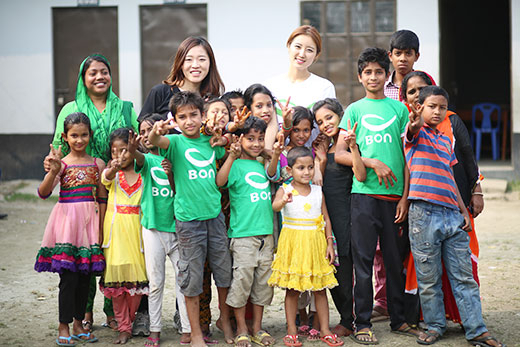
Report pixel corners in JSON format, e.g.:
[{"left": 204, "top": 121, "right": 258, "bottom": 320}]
[
  {"left": 269, "top": 146, "right": 343, "bottom": 347},
  {"left": 100, "top": 128, "right": 148, "bottom": 344}
]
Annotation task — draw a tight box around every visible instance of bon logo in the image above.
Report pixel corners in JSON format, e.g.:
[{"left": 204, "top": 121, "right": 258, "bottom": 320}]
[
  {"left": 184, "top": 148, "right": 216, "bottom": 180},
  {"left": 245, "top": 172, "right": 271, "bottom": 202}
]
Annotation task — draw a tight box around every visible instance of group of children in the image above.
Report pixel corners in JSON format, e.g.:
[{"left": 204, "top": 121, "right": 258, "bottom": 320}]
[{"left": 35, "top": 28, "right": 504, "bottom": 347}]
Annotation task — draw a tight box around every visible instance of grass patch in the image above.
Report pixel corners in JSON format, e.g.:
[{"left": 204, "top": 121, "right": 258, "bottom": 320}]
[
  {"left": 5, "top": 193, "right": 39, "bottom": 202},
  {"left": 506, "top": 180, "right": 520, "bottom": 192}
]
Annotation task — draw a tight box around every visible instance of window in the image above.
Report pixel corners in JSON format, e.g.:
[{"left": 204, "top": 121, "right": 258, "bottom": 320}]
[{"left": 301, "top": 0, "right": 396, "bottom": 106}]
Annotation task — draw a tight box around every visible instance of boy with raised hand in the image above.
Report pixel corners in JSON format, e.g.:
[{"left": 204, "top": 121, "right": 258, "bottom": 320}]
[
  {"left": 405, "top": 86, "right": 504, "bottom": 347},
  {"left": 216, "top": 116, "right": 282, "bottom": 347},
  {"left": 385, "top": 29, "right": 421, "bottom": 101},
  {"left": 148, "top": 91, "right": 234, "bottom": 347},
  {"left": 335, "top": 47, "right": 419, "bottom": 345}
]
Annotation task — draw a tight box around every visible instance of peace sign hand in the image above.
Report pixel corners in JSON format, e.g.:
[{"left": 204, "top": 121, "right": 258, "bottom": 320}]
[
  {"left": 234, "top": 108, "right": 251, "bottom": 129},
  {"left": 408, "top": 103, "right": 424, "bottom": 131},
  {"left": 153, "top": 120, "right": 176, "bottom": 136},
  {"left": 127, "top": 130, "right": 142, "bottom": 154},
  {"left": 229, "top": 135, "right": 242, "bottom": 159},
  {"left": 343, "top": 119, "right": 358, "bottom": 150},
  {"left": 45, "top": 144, "right": 62, "bottom": 174},
  {"left": 277, "top": 97, "right": 294, "bottom": 126},
  {"left": 273, "top": 130, "right": 285, "bottom": 156}
]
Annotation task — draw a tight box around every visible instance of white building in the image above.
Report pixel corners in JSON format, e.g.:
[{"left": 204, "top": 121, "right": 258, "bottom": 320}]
[{"left": 0, "top": 0, "right": 518, "bottom": 179}]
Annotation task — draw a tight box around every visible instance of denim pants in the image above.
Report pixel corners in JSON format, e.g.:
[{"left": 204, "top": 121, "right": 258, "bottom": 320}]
[{"left": 408, "top": 200, "right": 487, "bottom": 339}]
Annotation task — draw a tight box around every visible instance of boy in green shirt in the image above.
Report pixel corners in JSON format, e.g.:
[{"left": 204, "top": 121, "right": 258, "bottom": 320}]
[
  {"left": 149, "top": 91, "right": 234, "bottom": 346},
  {"left": 216, "top": 116, "right": 282, "bottom": 347},
  {"left": 335, "top": 47, "right": 418, "bottom": 344}
]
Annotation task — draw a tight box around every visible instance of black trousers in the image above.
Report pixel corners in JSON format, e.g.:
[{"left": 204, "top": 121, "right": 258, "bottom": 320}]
[
  {"left": 329, "top": 254, "right": 354, "bottom": 330},
  {"left": 350, "top": 194, "right": 408, "bottom": 331},
  {"left": 59, "top": 270, "right": 91, "bottom": 324}
]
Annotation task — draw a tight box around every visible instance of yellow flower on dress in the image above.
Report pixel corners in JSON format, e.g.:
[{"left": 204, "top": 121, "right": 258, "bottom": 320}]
[
  {"left": 292, "top": 189, "right": 299, "bottom": 196},
  {"left": 304, "top": 203, "right": 311, "bottom": 212}
]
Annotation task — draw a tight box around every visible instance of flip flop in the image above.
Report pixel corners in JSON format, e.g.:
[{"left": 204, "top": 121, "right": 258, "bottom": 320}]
[
  {"left": 71, "top": 332, "right": 98, "bottom": 343},
  {"left": 235, "top": 334, "right": 252, "bottom": 347},
  {"left": 417, "top": 331, "right": 441, "bottom": 345},
  {"left": 283, "top": 335, "right": 302, "bottom": 347},
  {"left": 251, "top": 330, "right": 275, "bottom": 346},
  {"left": 468, "top": 335, "right": 506, "bottom": 347},
  {"left": 297, "top": 325, "right": 311, "bottom": 336},
  {"left": 56, "top": 336, "right": 77, "bottom": 346},
  {"left": 320, "top": 334, "right": 344, "bottom": 347},
  {"left": 391, "top": 325, "right": 421, "bottom": 338},
  {"left": 350, "top": 330, "right": 379, "bottom": 345},
  {"left": 204, "top": 333, "right": 219, "bottom": 345},
  {"left": 307, "top": 329, "right": 321, "bottom": 342},
  {"left": 145, "top": 337, "right": 160, "bottom": 347}
]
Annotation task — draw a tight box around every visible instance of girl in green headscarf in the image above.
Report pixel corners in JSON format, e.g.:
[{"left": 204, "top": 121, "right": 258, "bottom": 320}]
[{"left": 52, "top": 54, "right": 138, "bottom": 163}]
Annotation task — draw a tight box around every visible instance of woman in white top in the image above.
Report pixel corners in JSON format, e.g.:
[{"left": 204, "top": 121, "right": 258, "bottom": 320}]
[{"left": 265, "top": 25, "right": 336, "bottom": 148}]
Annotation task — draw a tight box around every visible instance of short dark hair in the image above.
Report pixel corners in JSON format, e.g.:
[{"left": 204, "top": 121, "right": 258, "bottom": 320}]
[
  {"left": 358, "top": 47, "right": 390, "bottom": 75},
  {"left": 312, "top": 98, "right": 344, "bottom": 120},
  {"left": 400, "top": 71, "right": 434, "bottom": 102},
  {"left": 221, "top": 90, "right": 244, "bottom": 103},
  {"left": 204, "top": 97, "right": 231, "bottom": 115},
  {"left": 418, "top": 86, "right": 449, "bottom": 105},
  {"left": 169, "top": 91, "right": 204, "bottom": 120},
  {"left": 292, "top": 106, "right": 314, "bottom": 129},
  {"left": 64, "top": 112, "right": 92, "bottom": 135},
  {"left": 237, "top": 114, "right": 267, "bottom": 136},
  {"left": 243, "top": 84, "right": 275, "bottom": 111},
  {"left": 390, "top": 29, "right": 420, "bottom": 53},
  {"left": 140, "top": 113, "right": 164, "bottom": 128},
  {"left": 287, "top": 146, "right": 313, "bottom": 167},
  {"left": 109, "top": 127, "right": 131, "bottom": 152}
]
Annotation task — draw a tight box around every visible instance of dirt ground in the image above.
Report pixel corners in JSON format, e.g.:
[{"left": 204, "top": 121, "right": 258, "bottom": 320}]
[{"left": 0, "top": 180, "right": 519, "bottom": 347}]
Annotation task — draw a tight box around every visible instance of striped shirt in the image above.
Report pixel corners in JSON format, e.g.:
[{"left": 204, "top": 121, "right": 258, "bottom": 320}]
[{"left": 404, "top": 124, "right": 459, "bottom": 209}]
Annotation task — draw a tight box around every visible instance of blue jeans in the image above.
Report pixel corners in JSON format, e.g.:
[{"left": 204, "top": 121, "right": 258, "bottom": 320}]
[{"left": 408, "top": 200, "right": 487, "bottom": 340}]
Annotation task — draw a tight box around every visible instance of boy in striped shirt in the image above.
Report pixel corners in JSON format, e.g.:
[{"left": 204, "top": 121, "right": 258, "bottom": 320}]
[{"left": 405, "top": 86, "right": 504, "bottom": 347}]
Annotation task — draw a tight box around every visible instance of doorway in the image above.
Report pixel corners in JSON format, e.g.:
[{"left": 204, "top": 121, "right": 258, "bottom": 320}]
[
  {"left": 52, "top": 7, "right": 119, "bottom": 120},
  {"left": 439, "top": 0, "right": 510, "bottom": 159},
  {"left": 140, "top": 4, "right": 207, "bottom": 103}
]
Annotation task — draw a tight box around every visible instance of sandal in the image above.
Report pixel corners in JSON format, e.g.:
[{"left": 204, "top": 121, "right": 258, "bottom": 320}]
[
  {"left": 82, "top": 320, "right": 93, "bottom": 332},
  {"left": 71, "top": 332, "right": 98, "bottom": 343},
  {"left": 307, "top": 329, "right": 321, "bottom": 341},
  {"left": 145, "top": 337, "right": 160, "bottom": 347},
  {"left": 235, "top": 334, "right": 252, "bottom": 347},
  {"left": 251, "top": 330, "right": 275, "bottom": 346},
  {"left": 102, "top": 318, "right": 118, "bottom": 331},
  {"left": 350, "top": 330, "right": 379, "bottom": 345},
  {"left": 320, "top": 334, "right": 344, "bottom": 347},
  {"left": 297, "top": 325, "right": 311, "bottom": 336},
  {"left": 417, "top": 330, "right": 441, "bottom": 345},
  {"left": 204, "top": 332, "right": 219, "bottom": 345},
  {"left": 56, "top": 336, "right": 77, "bottom": 346},
  {"left": 391, "top": 324, "right": 421, "bottom": 338},
  {"left": 283, "top": 335, "right": 302, "bottom": 347},
  {"left": 468, "top": 335, "right": 506, "bottom": 347}
]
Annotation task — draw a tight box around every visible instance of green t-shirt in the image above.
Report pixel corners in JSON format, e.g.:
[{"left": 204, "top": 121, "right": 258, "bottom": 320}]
[
  {"left": 160, "top": 134, "right": 225, "bottom": 222},
  {"left": 135, "top": 153, "right": 175, "bottom": 232},
  {"left": 226, "top": 159, "right": 274, "bottom": 238},
  {"left": 339, "top": 97, "right": 408, "bottom": 195}
]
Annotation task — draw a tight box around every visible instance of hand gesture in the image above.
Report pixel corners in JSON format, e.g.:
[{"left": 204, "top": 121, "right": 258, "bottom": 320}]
[
  {"left": 229, "top": 107, "right": 251, "bottom": 132},
  {"left": 277, "top": 97, "right": 294, "bottom": 128},
  {"left": 312, "top": 133, "right": 329, "bottom": 163},
  {"left": 161, "top": 158, "right": 172, "bottom": 175},
  {"left": 372, "top": 158, "right": 397, "bottom": 189},
  {"left": 107, "top": 149, "right": 124, "bottom": 173},
  {"left": 408, "top": 103, "right": 424, "bottom": 130},
  {"left": 229, "top": 135, "right": 242, "bottom": 159},
  {"left": 343, "top": 119, "right": 358, "bottom": 150},
  {"left": 209, "top": 120, "right": 225, "bottom": 147},
  {"left": 272, "top": 131, "right": 285, "bottom": 156},
  {"left": 45, "top": 144, "right": 62, "bottom": 175},
  {"left": 127, "top": 130, "right": 142, "bottom": 154},
  {"left": 282, "top": 189, "right": 293, "bottom": 205},
  {"left": 153, "top": 120, "right": 176, "bottom": 136}
]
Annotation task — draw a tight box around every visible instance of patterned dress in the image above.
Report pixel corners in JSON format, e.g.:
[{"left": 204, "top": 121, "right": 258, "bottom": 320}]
[{"left": 34, "top": 159, "right": 105, "bottom": 274}]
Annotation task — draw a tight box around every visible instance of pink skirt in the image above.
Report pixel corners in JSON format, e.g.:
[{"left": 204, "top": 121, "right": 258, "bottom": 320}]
[{"left": 34, "top": 201, "right": 105, "bottom": 274}]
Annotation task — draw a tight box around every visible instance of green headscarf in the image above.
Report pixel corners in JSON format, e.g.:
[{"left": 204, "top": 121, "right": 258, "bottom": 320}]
[{"left": 74, "top": 54, "right": 132, "bottom": 162}]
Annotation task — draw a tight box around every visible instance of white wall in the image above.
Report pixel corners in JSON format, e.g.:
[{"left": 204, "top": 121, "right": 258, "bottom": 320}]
[
  {"left": 396, "top": 0, "right": 439, "bottom": 82},
  {"left": 511, "top": 0, "right": 519, "bottom": 134}
]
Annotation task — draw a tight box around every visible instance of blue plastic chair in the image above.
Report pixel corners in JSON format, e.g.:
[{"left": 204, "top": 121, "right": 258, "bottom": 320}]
[{"left": 471, "top": 103, "right": 501, "bottom": 161}]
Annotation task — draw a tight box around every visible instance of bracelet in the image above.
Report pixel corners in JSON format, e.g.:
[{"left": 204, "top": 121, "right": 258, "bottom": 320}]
[
  {"left": 282, "top": 121, "right": 293, "bottom": 131},
  {"left": 472, "top": 192, "right": 484, "bottom": 196},
  {"left": 222, "top": 136, "right": 230, "bottom": 147},
  {"left": 326, "top": 236, "right": 334, "bottom": 240}
]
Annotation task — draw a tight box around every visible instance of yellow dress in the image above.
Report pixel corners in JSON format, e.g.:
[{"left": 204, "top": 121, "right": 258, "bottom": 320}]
[
  {"left": 100, "top": 170, "right": 148, "bottom": 297},
  {"left": 268, "top": 184, "right": 338, "bottom": 291}
]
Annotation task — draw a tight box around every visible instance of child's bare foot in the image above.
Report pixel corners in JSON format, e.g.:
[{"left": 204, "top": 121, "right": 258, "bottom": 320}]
[
  {"left": 216, "top": 317, "right": 234, "bottom": 344},
  {"left": 113, "top": 331, "right": 132, "bottom": 344},
  {"left": 191, "top": 334, "right": 208, "bottom": 347},
  {"left": 180, "top": 332, "right": 191, "bottom": 344}
]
